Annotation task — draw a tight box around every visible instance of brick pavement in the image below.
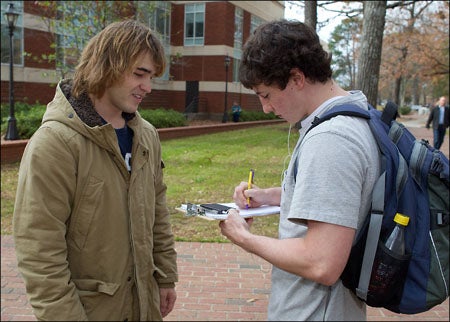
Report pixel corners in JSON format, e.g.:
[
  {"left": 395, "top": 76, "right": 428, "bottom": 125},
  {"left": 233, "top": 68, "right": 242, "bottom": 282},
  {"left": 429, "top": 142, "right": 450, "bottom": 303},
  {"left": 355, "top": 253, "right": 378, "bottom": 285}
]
[
  {"left": 1, "top": 236, "right": 449, "bottom": 321},
  {"left": 1, "top": 113, "right": 449, "bottom": 321}
]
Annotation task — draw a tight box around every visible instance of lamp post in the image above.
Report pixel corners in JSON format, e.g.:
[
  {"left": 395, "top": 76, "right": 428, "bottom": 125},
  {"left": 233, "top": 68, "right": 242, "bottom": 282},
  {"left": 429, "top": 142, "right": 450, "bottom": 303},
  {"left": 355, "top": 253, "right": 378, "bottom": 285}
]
[
  {"left": 222, "top": 55, "right": 231, "bottom": 123},
  {"left": 4, "top": 3, "right": 20, "bottom": 140}
]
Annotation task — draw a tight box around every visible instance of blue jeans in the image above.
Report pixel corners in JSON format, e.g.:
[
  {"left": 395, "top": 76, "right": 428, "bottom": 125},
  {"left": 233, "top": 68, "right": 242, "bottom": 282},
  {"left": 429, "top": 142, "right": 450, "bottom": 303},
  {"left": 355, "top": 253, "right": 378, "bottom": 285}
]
[{"left": 433, "top": 125, "right": 446, "bottom": 149}]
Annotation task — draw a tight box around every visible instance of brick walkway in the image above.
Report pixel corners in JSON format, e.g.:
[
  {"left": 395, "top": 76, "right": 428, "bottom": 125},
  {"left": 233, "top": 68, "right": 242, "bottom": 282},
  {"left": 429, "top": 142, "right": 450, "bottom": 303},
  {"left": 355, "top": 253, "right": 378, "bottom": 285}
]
[
  {"left": 1, "top": 236, "right": 449, "bottom": 321},
  {"left": 1, "top": 113, "right": 449, "bottom": 321}
]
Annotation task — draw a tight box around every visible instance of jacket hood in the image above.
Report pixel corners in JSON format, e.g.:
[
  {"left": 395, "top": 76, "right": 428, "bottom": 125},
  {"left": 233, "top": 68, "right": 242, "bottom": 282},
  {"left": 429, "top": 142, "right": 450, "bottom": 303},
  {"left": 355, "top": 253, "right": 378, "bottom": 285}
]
[{"left": 42, "top": 79, "right": 137, "bottom": 152}]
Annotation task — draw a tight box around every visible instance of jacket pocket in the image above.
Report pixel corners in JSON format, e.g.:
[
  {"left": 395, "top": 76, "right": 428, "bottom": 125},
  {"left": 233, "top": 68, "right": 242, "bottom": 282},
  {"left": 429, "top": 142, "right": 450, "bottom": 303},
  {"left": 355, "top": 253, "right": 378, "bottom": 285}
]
[
  {"left": 72, "top": 278, "right": 121, "bottom": 318},
  {"left": 69, "top": 176, "right": 104, "bottom": 250},
  {"left": 73, "top": 278, "right": 120, "bottom": 296}
]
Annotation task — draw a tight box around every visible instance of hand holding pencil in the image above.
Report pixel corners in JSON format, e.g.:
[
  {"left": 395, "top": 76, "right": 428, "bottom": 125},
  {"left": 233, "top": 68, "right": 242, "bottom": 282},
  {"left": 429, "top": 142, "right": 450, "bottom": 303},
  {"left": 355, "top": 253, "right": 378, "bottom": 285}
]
[
  {"left": 232, "top": 170, "right": 273, "bottom": 210},
  {"left": 246, "top": 169, "right": 254, "bottom": 209}
]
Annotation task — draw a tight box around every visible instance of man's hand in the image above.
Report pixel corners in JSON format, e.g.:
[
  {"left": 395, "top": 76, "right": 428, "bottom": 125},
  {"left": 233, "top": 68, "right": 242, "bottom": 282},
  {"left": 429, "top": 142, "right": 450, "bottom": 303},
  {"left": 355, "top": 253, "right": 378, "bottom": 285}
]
[
  {"left": 219, "top": 209, "right": 253, "bottom": 246},
  {"left": 159, "top": 287, "right": 177, "bottom": 317}
]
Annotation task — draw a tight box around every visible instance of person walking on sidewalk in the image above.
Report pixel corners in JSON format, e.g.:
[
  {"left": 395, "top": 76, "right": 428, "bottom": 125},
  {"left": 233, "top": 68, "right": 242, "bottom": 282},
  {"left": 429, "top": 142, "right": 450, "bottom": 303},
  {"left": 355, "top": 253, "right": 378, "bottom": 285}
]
[
  {"left": 13, "top": 20, "right": 178, "bottom": 321},
  {"left": 219, "top": 19, "right": 380, "bottom": 321},
  {"left": 426, "top": 96, "right": 450, "bottom": 149}
]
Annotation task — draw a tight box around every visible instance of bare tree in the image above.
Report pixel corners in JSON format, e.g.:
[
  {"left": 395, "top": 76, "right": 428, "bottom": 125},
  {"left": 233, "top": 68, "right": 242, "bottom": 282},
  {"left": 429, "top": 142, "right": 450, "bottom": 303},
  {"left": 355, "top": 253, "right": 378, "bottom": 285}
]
[
  {"left": 356, "top": 1, "right": 387, "bottom": 107},
  {"left": 30, "top": 1, "right": 157, "bottom": 80},
  {"left": 328, "top": 17, "right": 362, "bottom": 89},
  {"left": 388, "top": 1, "right": 433, "bottom": 106},
  {"left": 304, "top": 1, "right": 318, "bottom": 30}
]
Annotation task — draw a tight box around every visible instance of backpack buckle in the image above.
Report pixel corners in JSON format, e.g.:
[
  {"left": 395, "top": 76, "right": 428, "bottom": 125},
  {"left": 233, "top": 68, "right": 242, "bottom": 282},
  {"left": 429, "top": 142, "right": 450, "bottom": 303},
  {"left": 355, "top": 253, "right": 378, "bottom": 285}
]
[{"left": 432, "top": 210, "right": 449, "bottom": 228}]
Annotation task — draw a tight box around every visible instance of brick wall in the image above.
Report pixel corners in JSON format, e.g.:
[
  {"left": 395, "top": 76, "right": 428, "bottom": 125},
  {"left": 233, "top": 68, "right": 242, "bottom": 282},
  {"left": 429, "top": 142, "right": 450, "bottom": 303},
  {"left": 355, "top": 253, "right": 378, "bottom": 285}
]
[
  {"left": 1, "top": 2, "right": 270, "bottom": 119},
  {"left": 1, "top": 81, "right": 52, "bottom": 106}
]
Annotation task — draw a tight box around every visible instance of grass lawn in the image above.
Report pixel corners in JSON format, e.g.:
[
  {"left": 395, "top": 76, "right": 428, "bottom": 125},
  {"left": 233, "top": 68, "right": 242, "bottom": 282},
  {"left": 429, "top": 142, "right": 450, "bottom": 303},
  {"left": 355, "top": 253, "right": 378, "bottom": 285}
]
[{"left": 1, "top": 123, "right": 299, "bottom": 241}]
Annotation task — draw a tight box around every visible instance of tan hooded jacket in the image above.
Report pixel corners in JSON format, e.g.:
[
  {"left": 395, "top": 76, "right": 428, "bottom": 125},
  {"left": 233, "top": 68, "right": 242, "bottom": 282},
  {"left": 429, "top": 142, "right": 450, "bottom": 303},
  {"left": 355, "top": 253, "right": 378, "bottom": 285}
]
[{"left": 13, "top": 79, "right": 178, "bottom": 321}]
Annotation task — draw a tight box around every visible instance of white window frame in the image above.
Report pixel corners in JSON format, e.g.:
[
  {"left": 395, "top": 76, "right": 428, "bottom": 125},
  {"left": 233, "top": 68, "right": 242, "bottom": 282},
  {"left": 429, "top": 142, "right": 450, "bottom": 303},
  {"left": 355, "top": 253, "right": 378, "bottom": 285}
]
[
  {"left": 142, "top": 1, "right": 171, "bottom": 80},
  {"left": 1, "top": 0, "right": 24, "bottom": 66},
  {"left": 234, "top": 7, "right": 243, "bottom": 50},
  {"left": 233, "top": 7, "right": 244, "bottom": 82},
  {"left": 184, "top": 3, "right": 205, "bottom": 46},
  {"left": 55, "top": 2, "right": 103, "bottom": 73},
  {"left": 250, "top": 15, "right": 264, "bottom": 35}
]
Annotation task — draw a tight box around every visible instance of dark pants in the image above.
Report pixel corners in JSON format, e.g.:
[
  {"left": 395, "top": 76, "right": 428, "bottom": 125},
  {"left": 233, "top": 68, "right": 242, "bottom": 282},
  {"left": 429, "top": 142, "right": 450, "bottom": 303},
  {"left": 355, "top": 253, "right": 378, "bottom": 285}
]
[
  {"left": 433, "top": 124, "right": 446, "bottom": 149},
  {"left": 233, "top": 113, "right": 240, "bottom": 122}
]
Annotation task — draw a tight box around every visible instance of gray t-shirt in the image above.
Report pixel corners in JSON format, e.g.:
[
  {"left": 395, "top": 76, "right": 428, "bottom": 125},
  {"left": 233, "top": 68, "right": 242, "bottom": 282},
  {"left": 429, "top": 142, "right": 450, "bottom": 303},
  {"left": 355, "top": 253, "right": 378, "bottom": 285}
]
[{"left": 268, "top": 91, "right": 380, "bottom": 321}]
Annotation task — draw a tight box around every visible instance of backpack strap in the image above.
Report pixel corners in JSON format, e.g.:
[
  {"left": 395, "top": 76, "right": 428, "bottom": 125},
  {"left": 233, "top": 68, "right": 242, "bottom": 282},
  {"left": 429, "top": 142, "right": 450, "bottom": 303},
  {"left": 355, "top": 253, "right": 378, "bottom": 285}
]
[
  {"left": 294, "top": 104, "right": 370, "bottom": 180},
  {"left": 309, "top": 104, "right": 370, "bottom": 135},
  {"left": 304, "top": 104, "right": 387, "bottom": 300},
  {"left": 306, "top": 102, "right": 412, "bottom": 302},
  {"left": 356, "top": 102, "right": 412, "bottom": 301},
  {"left": 356, "top": 172, "right": 385, "bottom": 300}
]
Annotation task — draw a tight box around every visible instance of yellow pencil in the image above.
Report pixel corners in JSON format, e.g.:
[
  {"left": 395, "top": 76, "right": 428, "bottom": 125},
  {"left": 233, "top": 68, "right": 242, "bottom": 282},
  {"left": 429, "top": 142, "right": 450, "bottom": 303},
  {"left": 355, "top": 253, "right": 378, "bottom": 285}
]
[{"left": 246, "top": 169, "right": 254, "bottom": 209}]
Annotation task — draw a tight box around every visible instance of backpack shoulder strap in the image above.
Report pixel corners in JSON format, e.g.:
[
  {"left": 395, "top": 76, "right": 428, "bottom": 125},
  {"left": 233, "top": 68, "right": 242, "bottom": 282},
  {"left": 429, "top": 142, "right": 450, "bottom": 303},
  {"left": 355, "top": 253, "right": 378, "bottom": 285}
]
[
  {"left": 309, "top": 100, "right": 398, "bottom": 132},
  {"left": 293, "top": 103, "right": 369, "bottom": 179},
  {"left": 295, "top": 103, "right": 372, "bottom": 179},
  {"left": 308, "top": 104, "right": 370, "bottom": 136},
  {"left": 305, "top": 102, "right": 394, "bottom": 301}
]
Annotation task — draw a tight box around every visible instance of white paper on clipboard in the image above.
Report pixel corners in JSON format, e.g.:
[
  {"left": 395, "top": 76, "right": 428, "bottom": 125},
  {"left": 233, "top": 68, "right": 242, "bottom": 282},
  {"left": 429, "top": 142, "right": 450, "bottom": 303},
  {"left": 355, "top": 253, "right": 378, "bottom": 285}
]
[{"left": 177, "top": 202, "right": 280, "bottom": 220}]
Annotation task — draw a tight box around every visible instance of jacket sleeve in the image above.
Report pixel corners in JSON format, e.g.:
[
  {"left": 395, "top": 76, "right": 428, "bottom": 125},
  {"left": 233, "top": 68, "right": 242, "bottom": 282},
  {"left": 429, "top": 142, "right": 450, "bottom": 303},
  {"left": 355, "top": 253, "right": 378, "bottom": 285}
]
[
  {"left": 446, "top": 107, "right": 450, "bottom": 128},
  {"left": 13, "top": 127, "right": 88, "bottom": 321},
  {"left": 426, "top": 107, "right": 434, "bottom": 128},
  {"left": 151, "top": 135, "right": 178, "bottom": 287}
]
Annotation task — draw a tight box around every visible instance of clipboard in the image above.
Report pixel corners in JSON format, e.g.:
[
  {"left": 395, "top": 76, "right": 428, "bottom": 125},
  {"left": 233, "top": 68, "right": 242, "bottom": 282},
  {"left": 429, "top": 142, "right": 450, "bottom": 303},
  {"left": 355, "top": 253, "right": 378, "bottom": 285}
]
[
  {"left": 199, "top": 203, "right": 232, "bottom": 214},
  {"left": 177, "top": 202, "right": 280, "bottom": 220}
]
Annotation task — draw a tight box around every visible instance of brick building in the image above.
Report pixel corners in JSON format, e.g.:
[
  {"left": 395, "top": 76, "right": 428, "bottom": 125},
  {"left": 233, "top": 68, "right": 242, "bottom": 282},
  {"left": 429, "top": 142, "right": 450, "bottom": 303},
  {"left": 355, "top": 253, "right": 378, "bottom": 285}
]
[{"left": 1, "top": 1, "right": 284, "bottom": 120}]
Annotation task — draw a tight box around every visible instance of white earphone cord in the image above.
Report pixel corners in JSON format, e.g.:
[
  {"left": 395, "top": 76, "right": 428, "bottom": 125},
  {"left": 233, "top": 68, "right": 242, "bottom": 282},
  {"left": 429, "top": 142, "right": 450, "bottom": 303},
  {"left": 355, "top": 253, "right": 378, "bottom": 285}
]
[{"left": 281, "top": 124, "right": 293, "bottom": 184}]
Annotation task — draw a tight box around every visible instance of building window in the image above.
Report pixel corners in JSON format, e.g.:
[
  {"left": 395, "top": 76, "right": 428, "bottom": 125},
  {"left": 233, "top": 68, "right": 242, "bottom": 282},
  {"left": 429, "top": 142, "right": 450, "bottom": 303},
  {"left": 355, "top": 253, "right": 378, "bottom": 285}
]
[
  {"left": 140, "top": 1, "right": 171, "bottom": 80},
  {"left": 184, "top": 3, "right": 204, "bottom": 46},
  {"left": 234, "top": 7, "right": 243, "bottom": 50},
  {"left": 233, "top": 7, "right": 243, "bottom": 82},
  {"left": 250, "top": 15, "right": 264, "bottom": 35},
  {"left": 55, "top": 2, "right": 105, "bottom": 75},
  {"left": 233, "top": 58, "right": 241, "bottom": 83},
  {"left": 1, "top": 1, "right": 23, "bottom": 66}
]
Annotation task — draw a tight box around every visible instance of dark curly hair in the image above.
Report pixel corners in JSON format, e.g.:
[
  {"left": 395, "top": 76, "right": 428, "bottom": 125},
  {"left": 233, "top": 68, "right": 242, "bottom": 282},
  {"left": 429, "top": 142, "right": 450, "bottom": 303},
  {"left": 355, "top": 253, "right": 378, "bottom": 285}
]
[{"left": 240, "top": 19, "right": 332, "bottom": 90}]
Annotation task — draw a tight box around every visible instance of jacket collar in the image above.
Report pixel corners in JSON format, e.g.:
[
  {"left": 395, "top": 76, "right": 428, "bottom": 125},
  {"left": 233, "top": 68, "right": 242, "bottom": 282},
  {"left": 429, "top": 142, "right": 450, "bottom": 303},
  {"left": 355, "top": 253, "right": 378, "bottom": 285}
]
[{"left": 60, "top": 79, "right": 135, "bottom": 127}]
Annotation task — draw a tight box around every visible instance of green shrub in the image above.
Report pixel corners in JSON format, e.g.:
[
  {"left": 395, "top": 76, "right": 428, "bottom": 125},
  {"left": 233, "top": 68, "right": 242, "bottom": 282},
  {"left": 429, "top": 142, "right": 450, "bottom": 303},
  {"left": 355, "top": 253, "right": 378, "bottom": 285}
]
[
  {"left": 138, "top": 108, "right": 187, "bottom": 128},
  {"left": 1, "top": 102, "right": 42, "bottom": 120},
  {"left": 1, "top": 104, "right": 188, "bottom": 139},
  {"left": 399, "top": 105, "right": 411, "bottom": 115},
  {"left": 237, "top": 110, "right": 278, "bottom": 122},
  {"left": 1, "top": 103, "right": 276, "bottom": 139},
  {"left": 1, "top": 104, "right": 46, "bottom": 139}
]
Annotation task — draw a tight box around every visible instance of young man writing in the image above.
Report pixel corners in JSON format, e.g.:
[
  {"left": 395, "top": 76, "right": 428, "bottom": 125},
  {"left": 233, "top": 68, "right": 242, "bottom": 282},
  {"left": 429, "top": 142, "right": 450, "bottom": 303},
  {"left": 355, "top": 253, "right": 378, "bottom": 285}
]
[{"left": 220, "top": 19, "right": 380, "bottom": 321}]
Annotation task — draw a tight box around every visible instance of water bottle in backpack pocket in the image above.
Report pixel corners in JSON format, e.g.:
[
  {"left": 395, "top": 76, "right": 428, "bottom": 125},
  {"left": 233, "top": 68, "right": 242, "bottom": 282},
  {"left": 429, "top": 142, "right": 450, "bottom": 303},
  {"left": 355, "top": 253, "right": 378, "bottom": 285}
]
[{"left": 367, "top": 213, "right": 411, "bottom": 307}]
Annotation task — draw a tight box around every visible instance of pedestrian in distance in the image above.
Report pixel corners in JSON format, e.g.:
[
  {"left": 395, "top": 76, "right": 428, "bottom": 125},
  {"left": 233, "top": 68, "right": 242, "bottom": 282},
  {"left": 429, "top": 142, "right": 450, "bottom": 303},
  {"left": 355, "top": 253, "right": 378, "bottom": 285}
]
[
  {"left": 231, "top": 100, "right": 242, "bottom": 122},
  {"left": 13, "top": 20, "right": 178, "bottom": 321},
  {"left": 426, "top": 96, "right": 450, "bottom": 150},
  {"left": 219, "top": 19, "right": 380, "bottom": 321}
]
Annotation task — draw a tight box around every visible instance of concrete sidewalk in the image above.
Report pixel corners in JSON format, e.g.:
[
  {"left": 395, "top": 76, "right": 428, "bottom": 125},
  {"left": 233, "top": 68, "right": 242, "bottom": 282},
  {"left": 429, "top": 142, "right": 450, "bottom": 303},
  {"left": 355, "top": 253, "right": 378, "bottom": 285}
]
[
  {"left": 2, "top": 236, "right": 449, "bottom": 321},
  {"left": 2, "top": 113, "right": 449, "bottom": 321}
]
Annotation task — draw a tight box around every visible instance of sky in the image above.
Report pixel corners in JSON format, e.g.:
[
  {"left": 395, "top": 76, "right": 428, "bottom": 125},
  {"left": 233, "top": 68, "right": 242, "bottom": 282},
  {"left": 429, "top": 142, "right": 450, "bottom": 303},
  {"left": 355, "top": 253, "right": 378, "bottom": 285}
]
[{"left": 283, "top": 2, "right": 352, "bottom": 42}]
